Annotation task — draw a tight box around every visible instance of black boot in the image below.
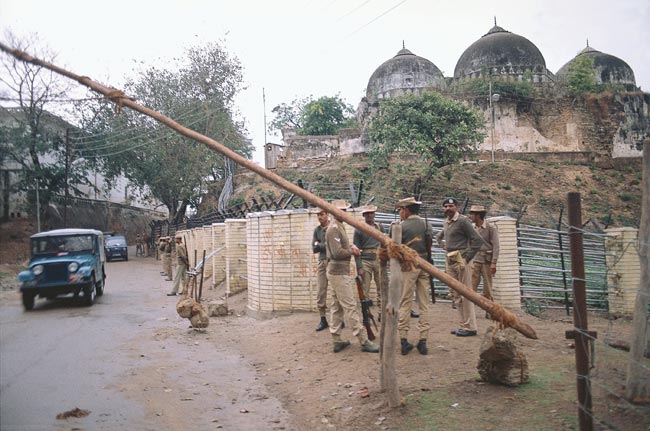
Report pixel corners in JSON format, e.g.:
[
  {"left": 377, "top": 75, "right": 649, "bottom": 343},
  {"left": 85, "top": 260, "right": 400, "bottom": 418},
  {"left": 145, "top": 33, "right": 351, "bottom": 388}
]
[
  {"left": 315, "top": 316, "right": 329, "bottom": 332},
  {"left": 416, "top": 339, "right": 428, "bottom": 355},
  {"left": 401, "top": 338, "right": 413, "bottom": 356}
]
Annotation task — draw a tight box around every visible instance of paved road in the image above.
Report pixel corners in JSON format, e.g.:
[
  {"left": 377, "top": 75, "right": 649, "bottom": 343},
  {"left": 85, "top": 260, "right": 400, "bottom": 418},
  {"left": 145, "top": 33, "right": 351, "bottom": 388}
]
[{"left": 0, "top": 251, "right": 292, "bottom": 430}]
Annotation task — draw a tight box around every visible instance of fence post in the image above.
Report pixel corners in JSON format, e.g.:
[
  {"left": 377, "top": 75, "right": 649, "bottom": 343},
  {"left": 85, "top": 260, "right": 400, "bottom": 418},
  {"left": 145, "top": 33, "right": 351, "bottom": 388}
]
[
  {"left": 557, "top": 208, "right": 570, "bottom": 316},
  {"left": 488, "top": 216, "right": 521, "bottom": 310},
  {"left": 566, "top": 192, "right": 594, "bottom": 431}
]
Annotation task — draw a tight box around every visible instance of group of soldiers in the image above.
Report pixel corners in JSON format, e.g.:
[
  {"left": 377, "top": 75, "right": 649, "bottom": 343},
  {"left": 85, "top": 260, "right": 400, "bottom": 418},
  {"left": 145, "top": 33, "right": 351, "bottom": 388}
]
[
  {"left": 156, "top": 235, "right": 190, "bottom": 297},
  {"left": 313, "top": 196, "right": 499, "bottom": 355}
]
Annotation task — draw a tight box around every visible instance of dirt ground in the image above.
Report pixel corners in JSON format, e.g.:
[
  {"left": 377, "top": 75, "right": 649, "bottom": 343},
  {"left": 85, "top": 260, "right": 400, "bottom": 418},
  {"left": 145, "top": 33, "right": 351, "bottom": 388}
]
[{"left": 1, "top": 218, "right": 648, "bottom": 430}]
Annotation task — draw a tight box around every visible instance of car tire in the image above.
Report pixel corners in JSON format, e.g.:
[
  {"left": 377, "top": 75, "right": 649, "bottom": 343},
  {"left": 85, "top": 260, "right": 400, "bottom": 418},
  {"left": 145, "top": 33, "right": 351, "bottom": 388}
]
[
  {"left": 84, "top": 275, "right": 96, "bottom": 306},
  {"left": 22, "top": 293, "right": 35, "bottom": 311},
  {"left": 96, "top": 274, "right": 104, "bottom": 297}
]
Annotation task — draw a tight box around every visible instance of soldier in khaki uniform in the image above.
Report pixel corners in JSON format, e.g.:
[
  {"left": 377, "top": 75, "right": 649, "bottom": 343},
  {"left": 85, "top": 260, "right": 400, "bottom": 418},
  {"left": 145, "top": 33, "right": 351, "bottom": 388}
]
[
  {"left": 468, "top": 205, "right": 500, "bottom": 305},
  {"left": 394, "top": 197, "right": 432, "bottom": 355},
  {"left": 312, "top": 208, "right": 330, "bottom": 331},
  {"left": 326, "top": 200, "right": 379, "bottom": 354},
  {"left": 158, "top": 236, "right": 166, "bottom": 274},
  {"left": 168, "top": 235, "right": 188, "bottom": 296},
  {"left": 353, "top": 205, "right": 385, "bottom": 309},
  {"left": 159, "top": 237, "right": 173, "bottom": 281},
  {"left": 436, "top": 198, "right": 484, "bottom": 337}
]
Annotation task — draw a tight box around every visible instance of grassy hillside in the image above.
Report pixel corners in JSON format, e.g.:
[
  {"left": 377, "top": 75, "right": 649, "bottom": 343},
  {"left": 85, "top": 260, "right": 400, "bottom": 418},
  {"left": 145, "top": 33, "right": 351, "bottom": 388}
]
[{"left": 224, "top": 155, "right": 642, "bottom": 229}]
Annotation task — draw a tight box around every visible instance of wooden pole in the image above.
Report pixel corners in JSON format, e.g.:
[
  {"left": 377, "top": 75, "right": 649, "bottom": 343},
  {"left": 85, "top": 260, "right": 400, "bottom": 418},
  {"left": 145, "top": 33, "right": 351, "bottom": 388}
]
[
  {"left": 382, "top": 223, "right": 402, "bottom": 407},
  {"left": 626, "top": 138, "right": 650, "bottom": 402},
  {"left": 0, "top": 43, "right": 538, "bottom": 339},
  {"left": 567, "top": 192, "right": 593, "bottom": 431}
]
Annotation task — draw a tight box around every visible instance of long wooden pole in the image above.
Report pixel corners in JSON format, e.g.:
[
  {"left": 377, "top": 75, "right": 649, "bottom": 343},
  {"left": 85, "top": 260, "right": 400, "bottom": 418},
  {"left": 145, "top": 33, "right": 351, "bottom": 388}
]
[{"left": 0, "top": 43, "right": 537, "bottom": 339}]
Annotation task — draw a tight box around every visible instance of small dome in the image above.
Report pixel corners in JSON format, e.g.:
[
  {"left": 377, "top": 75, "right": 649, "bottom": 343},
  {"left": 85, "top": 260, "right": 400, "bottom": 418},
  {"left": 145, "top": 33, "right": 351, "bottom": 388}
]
[
  {"left": 454, "top": 24, "right": 548, "bottom": 80},
  {"left": 366, "top": 46, "right": 445, "bottom": 102},
  {"left": 556, "top": 45, "right": 636, "bottom": 88}
]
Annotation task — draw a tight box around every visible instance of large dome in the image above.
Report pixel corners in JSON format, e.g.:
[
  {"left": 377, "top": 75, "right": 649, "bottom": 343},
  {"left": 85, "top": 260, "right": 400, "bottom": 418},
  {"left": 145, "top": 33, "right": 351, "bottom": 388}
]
[
  {"left": 556, "top": 45, "right": 636, "bottom": 88},
  {"left": 366, "top": 46, "right": 445, "bottom": 102},
  {"left": 454, "top": 24, "right": 549, "bottom": 81}
]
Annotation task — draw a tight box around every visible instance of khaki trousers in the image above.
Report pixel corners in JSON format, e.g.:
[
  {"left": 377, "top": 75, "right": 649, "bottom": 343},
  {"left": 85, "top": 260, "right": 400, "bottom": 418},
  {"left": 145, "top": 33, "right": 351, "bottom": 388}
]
[
  {"left": 316, "top": 259, "right": 328, "bottom": 316},
  {"left": 327, "top": 271, "right": 367, "bottom": 345},
  {"left": 398, "top": 267, "right": 431, "bottom": 340},
  {"left": 447, "top": 258, "right": 477, "bottom": 331},
  {"left": 164, "top": 253, "right": 172, "bottom": 280},
  {"left": 360, "top": 258, "right": 385, "bottom": 306},
  {"left": 171, "top": 263, "right": 187, "bottom": 294},
  {"left": 471, "top": 261, "right": 493, "bottom": 301}
]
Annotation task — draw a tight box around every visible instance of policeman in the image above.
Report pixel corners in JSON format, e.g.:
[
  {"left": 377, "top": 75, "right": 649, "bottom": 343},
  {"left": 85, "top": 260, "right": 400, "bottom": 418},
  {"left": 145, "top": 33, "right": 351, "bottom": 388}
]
[{"left": 326, "top": 200, "right": 379, "bottom": 354}]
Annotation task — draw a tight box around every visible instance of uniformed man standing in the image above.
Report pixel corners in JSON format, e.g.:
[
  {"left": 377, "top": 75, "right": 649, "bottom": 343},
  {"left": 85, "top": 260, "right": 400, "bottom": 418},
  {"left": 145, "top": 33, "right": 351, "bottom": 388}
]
[
  {"left": 395, "top": 197, "right": 432, "bottom": 355},
  {"left": 168, "top": 234, "right": 188, "bottom": 296},
  {"left": 436, "top": 198, "right": 484, "bottom": 337},
  {"left": 162, "top": 237, "right": 173, "bottom": 281},
  {"left": 353, "top": 205, "right": 385, "bottom": 309},
  {"left": 326, "top": 200, "right": 379, "bottom": 354},
  {"left": 468, "top": 205, "right": 500, "bottom": 305},
  {"left": 312, "top": 208, "right": 330, "bottom": 331}
]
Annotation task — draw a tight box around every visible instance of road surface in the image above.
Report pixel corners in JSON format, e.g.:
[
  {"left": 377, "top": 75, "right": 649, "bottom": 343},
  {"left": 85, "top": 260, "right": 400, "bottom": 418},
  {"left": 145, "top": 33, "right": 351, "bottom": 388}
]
[{"left": 0, "top": 250, "right": 293, "bottom": 430}]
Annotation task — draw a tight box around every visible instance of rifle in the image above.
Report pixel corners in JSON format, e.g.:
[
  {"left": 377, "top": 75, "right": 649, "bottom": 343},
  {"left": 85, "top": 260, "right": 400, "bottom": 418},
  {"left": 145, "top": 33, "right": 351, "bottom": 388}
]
[
  {"left": 355, "top": 275, "right": 377, "bottom": 341},
  {"left": 421, "top": 202, "right": 436, "bottom": 304}
]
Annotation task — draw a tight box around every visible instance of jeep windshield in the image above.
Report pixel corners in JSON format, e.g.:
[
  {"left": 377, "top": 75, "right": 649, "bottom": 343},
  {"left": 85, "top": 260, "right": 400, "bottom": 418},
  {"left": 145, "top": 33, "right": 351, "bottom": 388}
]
[{"left": 32, "top": 235, "right": 95, "bottom": 256}]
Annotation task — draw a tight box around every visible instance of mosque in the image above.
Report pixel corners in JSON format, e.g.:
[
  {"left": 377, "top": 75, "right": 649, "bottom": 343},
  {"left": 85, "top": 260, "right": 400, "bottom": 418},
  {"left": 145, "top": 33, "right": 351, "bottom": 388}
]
[{"left": 266, "top": 21, "right": 648, "bottom": 170}]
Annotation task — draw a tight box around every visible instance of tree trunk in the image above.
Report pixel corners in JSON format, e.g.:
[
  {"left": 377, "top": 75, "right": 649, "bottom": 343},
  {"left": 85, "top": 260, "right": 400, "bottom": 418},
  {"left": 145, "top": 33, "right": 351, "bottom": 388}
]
[
  {"left": 381, "top": 223, "right": 402, "bottom": 408},
  {"left": 626, "top": 138, "right": 650, "bottom": 402}
]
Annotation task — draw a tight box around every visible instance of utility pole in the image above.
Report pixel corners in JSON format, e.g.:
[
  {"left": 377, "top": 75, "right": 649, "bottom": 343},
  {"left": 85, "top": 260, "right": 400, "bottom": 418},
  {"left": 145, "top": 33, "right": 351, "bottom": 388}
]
[
  {"left": 63, "top": 128, "right": 70, "bottom": 228},
  {"left": 489, "top": 81, "right": 500, "bottom": 163},
  {"left": 263, "top": 87, "right": 267, "bottom": 146}
]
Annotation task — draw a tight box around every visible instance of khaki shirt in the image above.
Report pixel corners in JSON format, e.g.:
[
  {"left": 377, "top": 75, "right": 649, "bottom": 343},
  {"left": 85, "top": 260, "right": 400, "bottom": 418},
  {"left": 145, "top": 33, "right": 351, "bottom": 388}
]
[
  {"left": 435, "top": 212, "right": 484, "bottom": 262},
  {"left": 312, "top": 224, "right": 328, "bottom": 261},
  {"left": 400, "top": 215, "right": 431, "bottom": 258},
  {"left": 473, "top": 221, "right": 499, "bottom": 264},
  {"left": 353, "top": 222, "right": 382, "bottom": 267},
  {"left": 176, "top": 243, "right": 189, "bottom": 267},
  {"left": 326, "top": 220, "right": 352, "bottom": 275}
]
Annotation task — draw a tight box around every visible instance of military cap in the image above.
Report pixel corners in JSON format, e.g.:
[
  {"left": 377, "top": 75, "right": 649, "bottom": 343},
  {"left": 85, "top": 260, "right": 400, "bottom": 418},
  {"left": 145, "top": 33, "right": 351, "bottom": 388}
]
[
  {"left": 314, "top": 207, "right": 327, "bottom": 214},
  {"left": 469, "top": 205, "right": 487, "bottom": 213},
  {"left": 331, "top": 199, "right": 351, "bottom": 210},
  {"left": 395, "top": 197, "right": 422, "bottom": 208},
  {"left": 361, "top": 205, "right": 378, "bottom": 214},
  {"left": 442, "top": 197, "right": 459, "bottom": 206}
]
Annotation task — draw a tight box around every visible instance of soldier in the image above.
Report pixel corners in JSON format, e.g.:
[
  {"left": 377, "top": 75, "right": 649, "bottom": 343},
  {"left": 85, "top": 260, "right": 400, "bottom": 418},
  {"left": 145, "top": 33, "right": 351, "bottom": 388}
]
[
  {"left": 468, "top": 205, "right": 500, "bottom": 312},
  {"left": 158, "top": 236, "right": 166, "bottom": 274},
  {"left": 353, "top": 205, "right": 385, "bottom": 310},
  {"left": 312, "top": 207, "right": 330, "bottom": 331},
  {"left": 143, "top": 231, "right": 151, "bottom": 257},
  {"left": 394, "top": 197, "right": 432, "bottom": 355},
  {"left": 135, "top": 234, "right": 144, "bottom": 256},
  {"left": 164, "top": 237, "right": 173, "bottom": 281},
  {"left": 436, "top": 198, "right": 484, "bottom": 337},
  {"left": 326, "top": 200, "right": 379, "bottom": 354},
  {"left": 168, "top": 234, "right": 188, "bottom": 296}
]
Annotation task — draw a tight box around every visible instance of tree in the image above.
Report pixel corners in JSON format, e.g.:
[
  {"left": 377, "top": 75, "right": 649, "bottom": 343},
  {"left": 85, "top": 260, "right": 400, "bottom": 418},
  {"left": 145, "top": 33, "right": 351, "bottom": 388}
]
[
  {"left": 269, "top": 95, "right": 356, "bottom": 136},
  {"left": 80, "top": 42, "right": 251, "bottom": 222},
  {"left": 566, "top": 55, "right": 597, "bottom": 95},
  {"left": 0, "top": 31, "right": 95, "bottom": 217},
  {"left": 367, "top": 91, "right": 485, "bottom": 183}
]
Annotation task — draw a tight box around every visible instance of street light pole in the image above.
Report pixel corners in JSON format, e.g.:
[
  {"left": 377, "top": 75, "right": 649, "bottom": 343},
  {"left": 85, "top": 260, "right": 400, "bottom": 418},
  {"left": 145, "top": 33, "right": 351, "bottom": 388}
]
[{"left": 489, "top": 81, "right": 500, "bottom": 163}]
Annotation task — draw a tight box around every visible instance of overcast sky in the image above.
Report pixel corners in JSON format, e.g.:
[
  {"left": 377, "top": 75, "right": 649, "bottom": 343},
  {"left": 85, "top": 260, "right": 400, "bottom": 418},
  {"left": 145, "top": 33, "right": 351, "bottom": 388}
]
[{"left": 2, "top": 0, "right": 649, "bottom": 165}]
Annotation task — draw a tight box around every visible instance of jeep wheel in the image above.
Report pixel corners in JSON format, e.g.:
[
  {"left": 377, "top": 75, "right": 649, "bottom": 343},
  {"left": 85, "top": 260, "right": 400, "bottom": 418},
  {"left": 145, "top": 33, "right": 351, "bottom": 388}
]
[
  {"left": 22, "top": 293, "right": 35, "bottom": 311},
  {"left": 84, "top": 275, "right": 96, "bottom": 306},
  {"left": 96, "top": 273, "right": 104, "bottom": 296}
]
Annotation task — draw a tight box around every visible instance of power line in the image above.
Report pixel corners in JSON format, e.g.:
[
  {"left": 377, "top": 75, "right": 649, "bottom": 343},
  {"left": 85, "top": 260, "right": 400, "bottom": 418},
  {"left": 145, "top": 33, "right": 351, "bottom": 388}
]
[{"left": 345, "top": 0, "right": 408, "bottom": 39}]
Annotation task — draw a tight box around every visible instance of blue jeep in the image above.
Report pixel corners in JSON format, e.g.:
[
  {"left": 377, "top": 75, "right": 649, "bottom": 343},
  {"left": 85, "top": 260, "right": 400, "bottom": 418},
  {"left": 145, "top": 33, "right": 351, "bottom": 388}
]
[{"left": 18, "top": 229, "right": 106, "bottom": 311}]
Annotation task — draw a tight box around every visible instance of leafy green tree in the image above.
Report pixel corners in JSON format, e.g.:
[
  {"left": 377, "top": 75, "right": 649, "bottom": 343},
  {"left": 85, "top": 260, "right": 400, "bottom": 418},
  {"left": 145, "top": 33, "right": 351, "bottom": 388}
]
[
  {"left": 367, "top": 92, "right": 485, "bottom": 179},
  {"left": 567, "top": 55, "right": 596, "bottom": 95},
  {"left": 80, "top": 42, "right": 251, "bottom": 222},
  {"left": 0, "top": 31, "right": 95, "bottom": 217},
  {"left": 269, "top": 95, "right": 356, "bottom": 136}
]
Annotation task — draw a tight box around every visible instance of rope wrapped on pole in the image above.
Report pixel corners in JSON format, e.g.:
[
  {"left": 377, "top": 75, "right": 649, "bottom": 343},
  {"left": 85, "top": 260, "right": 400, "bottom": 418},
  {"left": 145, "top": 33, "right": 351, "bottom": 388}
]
[{"left": 0, "top": 43, "right": 537, "bottom": 339}]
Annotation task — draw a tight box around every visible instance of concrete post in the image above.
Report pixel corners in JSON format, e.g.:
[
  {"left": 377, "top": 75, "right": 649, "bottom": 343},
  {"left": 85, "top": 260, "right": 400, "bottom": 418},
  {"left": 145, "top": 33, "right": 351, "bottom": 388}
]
[
  {"left": 487, "top": 216, "right": 521, "bottom": 310},
  {"left": 605, "top": 227, "right": 640, "bottom": 314}
]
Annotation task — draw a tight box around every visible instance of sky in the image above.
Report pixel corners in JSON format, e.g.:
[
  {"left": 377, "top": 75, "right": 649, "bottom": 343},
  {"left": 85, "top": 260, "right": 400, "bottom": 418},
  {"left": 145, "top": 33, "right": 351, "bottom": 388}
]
[{"left": 1, "top": 0, "right": 649, "bottom": 166}]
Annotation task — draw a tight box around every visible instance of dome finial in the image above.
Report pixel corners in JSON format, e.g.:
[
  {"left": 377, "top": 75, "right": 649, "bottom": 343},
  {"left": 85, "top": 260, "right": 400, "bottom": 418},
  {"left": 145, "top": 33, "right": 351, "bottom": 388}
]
[
  {"left": 586, "top": 38, "right": 589, "bottom": 47},
  {"left": 402, "top": 40, "right": 405, "bottom": 49},
  {"left": 494, "top": 16, "right": 497, "bottom": 26}
]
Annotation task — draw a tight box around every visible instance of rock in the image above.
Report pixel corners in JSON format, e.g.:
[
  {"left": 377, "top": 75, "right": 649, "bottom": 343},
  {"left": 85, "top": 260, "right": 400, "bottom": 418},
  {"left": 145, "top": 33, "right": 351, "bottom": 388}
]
[
  {"left": 207, "top": 300, "right": 229, "bottom": 317},
  {"left": 190, "top": 304, "right": 210, "bottom": 328},
  {"left": 176, "top": 297, "right": 196, "bottom": 318},
  {"left": 477, "top": 326, "right": 529, "bottom": 386}
]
